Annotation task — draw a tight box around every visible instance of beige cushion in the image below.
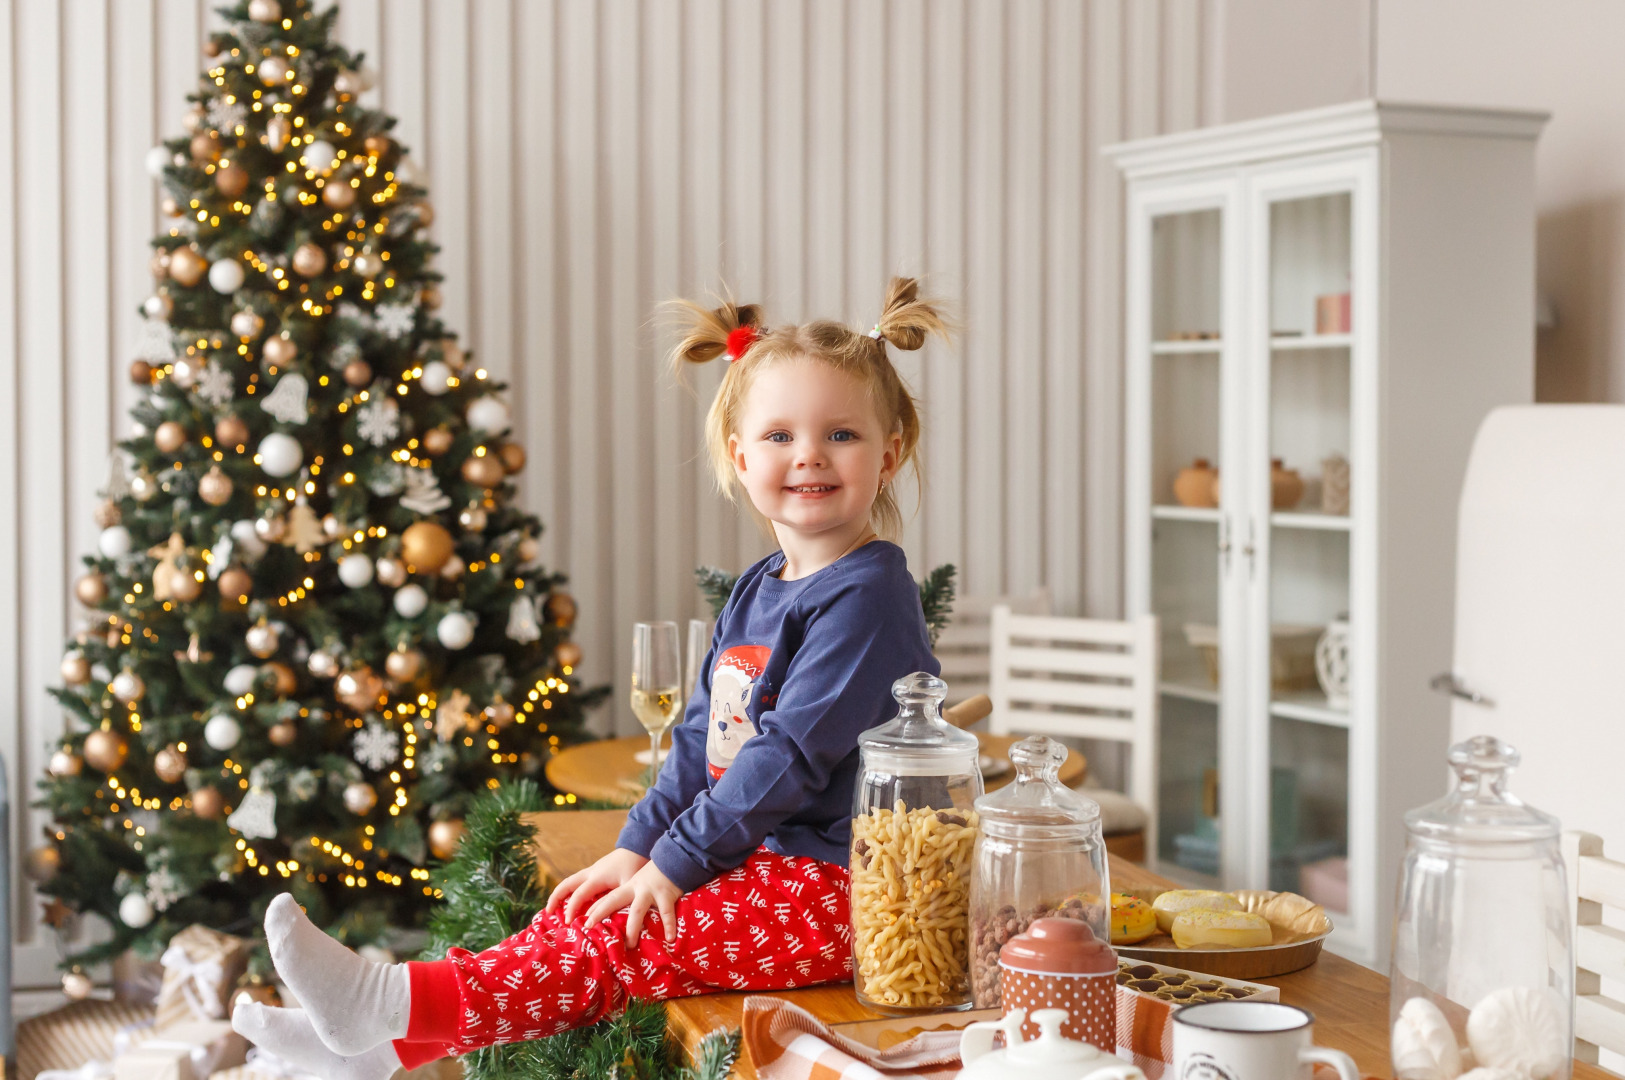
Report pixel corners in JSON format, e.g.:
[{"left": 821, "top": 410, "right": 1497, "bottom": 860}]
[{"left": 1079, "top": 785, "right": 1149, "bottom": 835}]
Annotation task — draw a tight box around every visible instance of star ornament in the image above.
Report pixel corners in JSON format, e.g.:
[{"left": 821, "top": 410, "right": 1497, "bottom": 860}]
[{"left": 435, "top": 689, "right": 473, "bottom": 742}]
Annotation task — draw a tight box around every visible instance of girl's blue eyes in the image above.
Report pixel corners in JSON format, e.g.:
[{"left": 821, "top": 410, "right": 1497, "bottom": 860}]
[{"left": 765, "top": 430, "right": 858, "bottom": 443}]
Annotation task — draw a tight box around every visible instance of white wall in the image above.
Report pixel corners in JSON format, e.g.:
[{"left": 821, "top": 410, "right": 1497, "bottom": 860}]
[{"left": 0, "top": 0, "right": 1210, "bottom": 986}]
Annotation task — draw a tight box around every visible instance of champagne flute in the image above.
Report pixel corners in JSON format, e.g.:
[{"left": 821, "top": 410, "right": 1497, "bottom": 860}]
[
  {"left": 630, "top": 621, "right": 681, "bottom": 785},
  {"left": 686, "top": 618, "right": 712, "bottom": 697}
]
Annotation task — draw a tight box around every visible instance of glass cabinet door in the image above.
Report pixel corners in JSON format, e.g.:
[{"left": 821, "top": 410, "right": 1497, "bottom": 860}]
[{"left": 1145, "top": 206, "right": 1228, "bottom": 885}]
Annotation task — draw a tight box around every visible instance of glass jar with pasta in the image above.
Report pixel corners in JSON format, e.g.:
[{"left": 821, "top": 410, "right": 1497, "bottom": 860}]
[
  {"left": 968, "top": 734, "right": 1109, "bottom": 1010},
  {"left": 850, "top": 671, "right": 983, "bottom": 1013}
]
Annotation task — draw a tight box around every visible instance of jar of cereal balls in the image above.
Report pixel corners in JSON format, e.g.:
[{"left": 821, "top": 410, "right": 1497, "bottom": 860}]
[
  {"left": 968, "top": 734, "right": 1108, "bottom": 1010},
  {"left": 850, "top": 672, "right": 983, "bottom": 1013}
]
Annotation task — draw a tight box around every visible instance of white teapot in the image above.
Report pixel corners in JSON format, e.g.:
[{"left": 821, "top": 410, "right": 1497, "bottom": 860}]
[{"left": 958, "top": 1007, "right": 1146, "bottom": 1080}]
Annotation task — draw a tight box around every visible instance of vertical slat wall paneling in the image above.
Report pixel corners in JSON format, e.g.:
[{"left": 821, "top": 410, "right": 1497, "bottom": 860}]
[
  {"left": 1163, "top": 0, "right": 1204, "bottom": 133},
  {"left": 377, "top": 0, "right": 426, "bottom": 175},
  {"left": 806, "top": 2, "right": 845, "bottom": 321},
  {"left": 469, "top": 0, "right": 513, "bottom": 391},
  {"left": 964, "top": 0, "right": 1005, "bottom": 596},
  {"left": 108, "top": 2, "right": 156, "bottom": 475},
  {"left": 886, "top": 0, "right": 927, "bottom": 570},
  {"left": 330, "top": 0, "right": 382, "bottom": 109},
  {"left": 425, "top": 4, "right": 470, "bottom": 357},
  {"left": 1005, "top": 1, "right": 1045, "bottom": 598},
  {"left": 922, "top": 0, "right": 966, "bottom": 581},
  {"left": 1045, "top": 0, "right": 1086, "bottom": 616},
  {"left": 847, "top": 1, "right": 885, "bottom": 335}
]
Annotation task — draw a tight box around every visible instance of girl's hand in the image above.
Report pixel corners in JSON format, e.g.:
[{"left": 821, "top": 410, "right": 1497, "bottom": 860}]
[
  {"left": 584, "top": 861, "right": 686, "bottom": 947},
  {"left": 548, "top": 848, "right": 649, "bottom": 923}
]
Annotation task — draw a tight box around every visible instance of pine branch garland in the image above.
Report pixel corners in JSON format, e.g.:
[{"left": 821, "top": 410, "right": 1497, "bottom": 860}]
[{"left": 918, "top": 563, "right": 957, "bottom": 647}]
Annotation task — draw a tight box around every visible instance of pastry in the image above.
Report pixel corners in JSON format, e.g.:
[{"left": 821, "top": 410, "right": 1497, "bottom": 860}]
[
  {"left": 1169, "top": 909, "right": 1273, "bottom": 949},
  {"left": 1466, "top": 986, "right": 1568, "bottom": 1080},
  {"left": 1151, "top": 889, "right": 1242, "bottom": 933},
  {"left": 1391, "top": 996, "right": 1463, "bottom": 1080},
  {"left": 1111, "top": 892, "right": 1158, "bottom": 944}
]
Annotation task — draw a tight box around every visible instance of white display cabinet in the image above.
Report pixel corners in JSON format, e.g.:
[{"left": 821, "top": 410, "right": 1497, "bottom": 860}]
[{"left": 1107, "top": 101, "right": 1545, "bottom": 966}]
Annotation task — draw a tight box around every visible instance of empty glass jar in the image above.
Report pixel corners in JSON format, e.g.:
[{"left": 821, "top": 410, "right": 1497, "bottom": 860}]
[
  {"left": 850, "top": 671, "right": 983, "bottom": 1012},
  {"left": 1390, "top": 735, "right": 1573, "bottom": 1080}
]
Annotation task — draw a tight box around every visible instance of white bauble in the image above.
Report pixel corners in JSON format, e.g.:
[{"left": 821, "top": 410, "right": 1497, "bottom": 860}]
[
  {"left": 142, "top": 293, "right": 173, "bottom": 320},
  {"left": 111, "top": 670, "right": 146, "bottom": 703},
  {"left": 223, "top": 663, "right": 260, "bottom": 696},
  {"left": 307, "top": 649, "right": 339, "bottom": 678},
  {"left": 119, "top": 893, "right": 155, "bottom": 929},
  {"left": 170, "top": 356, "right": 199, "bottom": 389},
  {"left": 247, "top": 0, "right": 281, "bottom": 22},
  {"left": 245, "top": 622, "right": 281, "bottom": 658},
  {"left": 338, "top": 553, "right": 374, "bottom": 588},
  {"left": 204, "top": 714, "right": 242, "bottom": 750},
  {"left": 466, "top": 396, "right": 511, "bottom": 435},
  {"left": 257, "top": 432, "right": 303, "bottom": 477},
  {"left": 145, "top": 145, "right": 170, "bottom": 179},
  {"left": 230, "top": 519, "right": 269, "bottom": 561},
  {"left": 209, "top": 258, "right": 245, "bottom": 294},
  {"left": 1466, "top": 986, "right": 1567, "bottom": 1080},
  {"left": 1392, "top": 997, "right": 1463, "bottom": 1080},
  {"left": 393, "top": 583, "right": 429, "bottom": 618},
  {"left": 230, "top": 309, "right": 265, "bottom": 339},
  {"left": 420, "top": 361, "right": 453, "bottom": 396},
  {"left": 437, "top": 611, "right": 475, "bottom": 649},
  {"left": 99, "top": 525, "right": 132, "bottom": 559},
  {"left": 301, "top": 140, "right": 338, "bottom": 176}
]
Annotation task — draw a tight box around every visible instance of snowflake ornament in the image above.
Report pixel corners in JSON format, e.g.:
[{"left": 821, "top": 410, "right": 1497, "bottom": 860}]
[
  {"left": 400, "top": 467, "right": 451, "bottom": 514},
  {"left": 356, "top": 396, "right": 401, "bottom": 446},
  {"left": 136, "top": 319, "right": 177, "bottom": 362},
  {"left": 288, "top": 768, "right": 320, "bottom": 802},
  {"left": 226, "top": 787, "right": 278, "bottom": 840},
  {"left": 145, "top": 866, "right": 184, "bottom": 912},
  {"left": 354, "top": 720, "right": 401, "bottom": 770},
  {"left": 335, "top": 303, "right": 372, "bottom": 329},
  {"left": 207, "top": 96, "right": 248, "bottom": 133},
  {"left": 194, "top": 362, "right": 235, "bottom": 407},
  {"left": 419, "top": 742, "right": 454, "bottom": 775},
  {"left": 328, "top": 339, "right": 363, "bottom": 368},
  {"left": 374, "top": 303, "right": 415, "bottom": 340},
  {"left": 367, "top": 462, "right": 408, "bottom": 497},
  {"left": 261, "top": 372, "right": 309, "bottom": 424}
]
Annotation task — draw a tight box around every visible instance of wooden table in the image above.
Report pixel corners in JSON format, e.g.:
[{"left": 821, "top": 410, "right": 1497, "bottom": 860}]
[
  {"left": 544, "top": 733, "right": 1085, "bottom": 806},
  {"left": 525, "top": 809, "right": 1611, "bottom": 1080}
]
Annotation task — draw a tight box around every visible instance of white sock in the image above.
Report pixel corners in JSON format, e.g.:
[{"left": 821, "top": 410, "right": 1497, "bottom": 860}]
[
  {"left": 232, "top": 1003, "right": 403, "bottom": 1080},
  {"left": 264, "top": 892, "right": 411, "bottom": 1055}
]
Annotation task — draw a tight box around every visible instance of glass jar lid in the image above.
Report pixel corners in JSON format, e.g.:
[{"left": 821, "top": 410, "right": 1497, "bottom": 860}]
[
  {"left": 974, "top": 735, "right": 1100, "bottom": 839},
  {"left": 858, "top": 671, "right": 980, "bottom": 775},
  {"left": 1404, "top": 734, "right": 1559, "bottom": 845}
]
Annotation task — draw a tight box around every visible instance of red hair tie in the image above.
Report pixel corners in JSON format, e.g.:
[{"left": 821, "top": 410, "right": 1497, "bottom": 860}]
[{"left": 725, "top": 325, "right": 758, "bottom": 362}]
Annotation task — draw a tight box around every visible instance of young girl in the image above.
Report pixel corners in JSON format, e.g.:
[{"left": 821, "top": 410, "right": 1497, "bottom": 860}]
[{"left": 232, "top": 278, "right": 950, "bottom": 1079}]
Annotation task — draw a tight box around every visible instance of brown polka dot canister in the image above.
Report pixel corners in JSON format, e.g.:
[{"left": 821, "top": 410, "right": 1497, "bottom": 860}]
[{"left": 998, "top": 917, "right": 1118, "bottom": 1051}]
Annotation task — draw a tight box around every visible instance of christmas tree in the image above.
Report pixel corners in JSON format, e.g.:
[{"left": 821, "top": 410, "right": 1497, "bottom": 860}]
[{"left": 33, "top": 0, "right": 603, "bottom": 978}]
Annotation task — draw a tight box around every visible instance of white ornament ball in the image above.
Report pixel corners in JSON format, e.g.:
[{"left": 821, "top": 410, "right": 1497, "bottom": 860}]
[
  {"left": 230, "top": 520, "right": 269, "bottom": 561},
  {"left": 308, "top": 650, "right": 339, "bottom": 678},
  {"left": 111, "top": 670, "right": 146, "bottom": 703},
  {"left": 393, "top": 583, "right": 429, "bottom": 618},
  {"left": 301, "top": 140, "right": 338, "bottom": 176},
  {"left": 223, "top": 663, "right": 260, "bottom": 696},
  {"left": 145, "top": 145, "right": 171, "bottom": 179},
  {"left": 466, "top": 396, "right": 511, "bottom": 435},
  {"left": 209, "top": 258, "right": 245, "bottom": 294},
  {"left": 258, "top": 55, "right": 290, "bottom": 86},
  {"left": 142, "top": 293, "right": 173, "bottom": 320},
  {"left": 258, "top": 432, "right": 303, "bottom": 478},
  {"left": 1391, "top": 997, "right": 1463, "bottom": 1080},
  {"left": 204, "top": 714, "right": 242, "bottom": 751},
  {"left": 230, "top": 309, "right": 265, "bottom": 339},
  {"left": 1466, "top": 986, "right": 1567, "bottom": 1080},
  {"left": 420, "top": 361, "right": 454, "bottom": 396},
  {"left": 338, "top": 553, "right": 375, "bottom": 588},
  {"left": 245, "top": 622, "right": 281, "bottom": 658},
  {"left": 437, "top": 611, "right": 475, "bottom": 650},
  {"left": 247, "top": 0, "right": 281, "bottom": 22},
  {"left": 170, "top": 356, "right": 200, "bottom": 390},
  {"left": 119, "top": 893, "right": 155, "bottom": 929},
  {"left": 99, "top": 525, "right": 132, "bottom": 559},
  {"left": 343, "top": 781, "right": 378, "bottom": 816}
]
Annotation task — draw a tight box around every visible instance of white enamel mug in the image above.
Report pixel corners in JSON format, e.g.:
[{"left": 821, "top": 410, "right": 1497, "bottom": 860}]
[{"left": 1171, "top": 1001, "right": 1359, "bottom": 1080}]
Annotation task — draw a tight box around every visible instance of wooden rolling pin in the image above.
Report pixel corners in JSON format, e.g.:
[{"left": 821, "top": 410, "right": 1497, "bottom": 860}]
[{"left": 943, "top": 694, "right": 992, "bottom": 730}]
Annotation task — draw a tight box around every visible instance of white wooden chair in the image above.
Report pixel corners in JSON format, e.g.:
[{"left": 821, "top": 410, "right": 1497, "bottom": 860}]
[
  {"left": 1563, "top": 831, "right": 1625, "bottom": 1067},
  {"left": 935, "top": 588, "right": 1051, "bottom": 706},
  {"left": 989, "top": 606, "right": 1160, "bottom": 862}
]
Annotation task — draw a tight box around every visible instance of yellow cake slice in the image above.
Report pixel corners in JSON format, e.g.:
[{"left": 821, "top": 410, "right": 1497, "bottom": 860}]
[{"left": 1170, "top": 909, "right": 1274, "bottom": 949}]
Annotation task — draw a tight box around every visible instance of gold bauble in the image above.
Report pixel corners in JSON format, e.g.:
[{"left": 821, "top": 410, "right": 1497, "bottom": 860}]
[
  {"left": 203, "top": 37, "right": 222, "bottom": 58},
  {"left": 342, "top": 358, "right": 372, "bottom": 387},
  {"left": 48, "top": 749, "right": 83, "bottom": 777},
  {"left": 130, "top": 471, "right": 159, "bottom": 502},
  {"left": 428, "top": 819, "right": 467, "bottom": 860},
  {"left": 245, "top": 621, "right": 280, "bottom": 659},
  {"left": 129, "top": 359, "right": 153, "bottom": 385},
  {"left": 150, "top": 251, "right": 171, "bottom": 279},
  {"left": 264, "top": 661, "right": 298, "bottom": 697},
  {"left": 322, "top": 182, "right": 356, "bottom": 211},
  {"left": 218, "top": 566, "right": 253, "bottom": 603},
  {"left": 483, "top": 701, "right": 515, "bottom": 729},
  {"left": 268, "top": 720, "right": 297, "bottom": 747},
  {"left": 422, "top": 427, "right": 454, "bottom": 456},
  {"left": 291, "top": 242, "right": 327, "bottom": 278},
  {"left": 401, "top": 521, "right": 455, "bottom": 574},
  {"left": 154, "top": 745, "right": 188, "bottom": 783},
  {"left": 215, "top": 163, "right": 250, "bottom": 198},
  {"left": 62, "top": 970, "right": 94, "bottom": 1001},
  {"left": 499, "top": 443, "right": 527, "bottom": 474},
  {"left": 336, "top": 666, "right": 382, "bottom": 712},
  {"left": 25, "top": 844, "right": 61, "bottom": 882},
  {"left": 375, "top": 556, "right": 407, "bottom": 587},
  {"left": 461, "top": 454, "right": 505, "bottom": 489},
  {"left": 247, "top": 0, "right": 281, "bottom": 23},
  {"left": 215, "top": 414, "right": 251, "bottom": 448},
  {"left": 364, "top": 135, "right": 393, "bottom": 157},
  {"left": 343, "top": 782, "right": 378, "bottom": 816},
  {"left": 384, "top": 646, "right": 423, "bottom": 682},
  {"left": 419, "top": 285, "right": 442, "bottom": 309},
  {"left": 262, "top": 333, "right": 298, "bottom": 366},
  {"left": 93, "top": 499, "right": 121, "bottom": 528},
  {"left": 75, "top": 572, "right": 108, "bottom": 606},
  {"left": 60, "top": 650, "right": 91, "bottom": 685},
  {"left": 352, "top": 251, "right": 384, "bottom": 279},
  {"left": 84, "top": 729, "right": 130, "bottom": 773},
  {"left": 258, "top": 55, "right": 291, "bottom": 86},
  {"left": 169, "top": 567, "right": 203, "bottom": 603},
  {"left": 191, "top": 786, "right": 224, "bottom": 819},
  {"left": 154, "top": 421, "right": 187, "bottom": 454},
  {"left": 333, "top": 70, "right": 365, "bottom": 98},
  {"left": 199, "top": 465, "right": 233, "bottom": 506},
  {"left": 189, "top": 131, "right": 220, "bottom": 164},
  {"left": 554, "top": 640, "right": 583, "bottom": 670},
  {"left": 457, "top": 504, "right": 487, "bottom": 533},
  {"left": 255, "top": 513, "right": 288, "bottom": 543},
  {"left": 232, "top": 976, "right": 281, "bottom": 1010},
  {"left": 106, "top": 626, "right": 123, "bottom": 648},
  {"left": 545, "top": 592, "right": 578, "bottom": 627},
  {"left": 169, "top": 246, "right": 207, "bottom": 287},
  {"left": 518, "top": 535, "right": 540, "bottom": 563},
  {"left": 264, "top": 114, "right": 292, "bottom": 153}
]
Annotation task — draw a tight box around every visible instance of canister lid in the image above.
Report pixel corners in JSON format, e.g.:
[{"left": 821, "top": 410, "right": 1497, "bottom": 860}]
[
  {"left": 858, "top": 672, "right": 981, "bottom": 762},
  {"left": 1404, "top": 735, "right": 1559, "bottom": 845},
  {"left": 999, "top": 917, "right": 1115, "bottom": 975},
  {"left": 974, "top": 735, "right": 1101, "bottom": 839}
]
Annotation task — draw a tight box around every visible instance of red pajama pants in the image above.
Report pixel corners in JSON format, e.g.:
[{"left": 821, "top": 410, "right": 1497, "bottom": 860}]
[{"left": 392, "top": 849, "right": 852, "bottom": 1067}]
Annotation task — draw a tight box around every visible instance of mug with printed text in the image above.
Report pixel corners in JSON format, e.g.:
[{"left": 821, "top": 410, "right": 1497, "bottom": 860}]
[{"left": 1171, "top": 1001, "right": 1358, "bottom": 1080}]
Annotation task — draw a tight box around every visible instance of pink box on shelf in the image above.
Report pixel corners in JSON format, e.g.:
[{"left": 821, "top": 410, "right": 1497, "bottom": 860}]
[
  {"left": 1300, "top": 856, "right": 1349, "bottom": 914},
  {"left": 1315, "top": 293, "right": 1352, "bottom": 334}
]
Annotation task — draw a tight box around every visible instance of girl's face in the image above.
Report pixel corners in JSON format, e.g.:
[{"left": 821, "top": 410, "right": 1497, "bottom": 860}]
[{"left": 728, "top": 357, "right": 901, "bottom": 540}]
